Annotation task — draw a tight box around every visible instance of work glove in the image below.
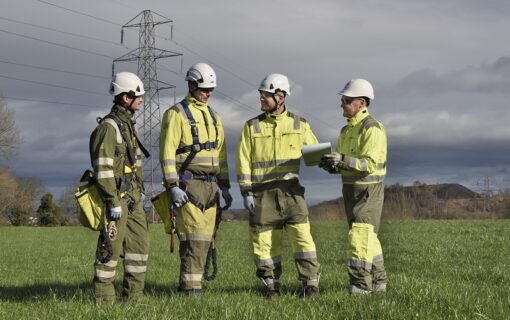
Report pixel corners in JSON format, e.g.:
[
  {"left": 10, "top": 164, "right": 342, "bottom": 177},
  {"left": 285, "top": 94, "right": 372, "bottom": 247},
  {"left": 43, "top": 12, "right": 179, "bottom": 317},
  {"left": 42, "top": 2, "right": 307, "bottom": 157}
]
[
  {"left": 109, "top": 206, "right": 122, "bottom": 220},
  {"left": 243, "top": 195, "right": 255, "bottom": 214},
  {"left": 319, "top": 152, "right": 345, "bottom": 174},
  {"left": 221, "top": 187, "right": 233, "bottom": 210},
  {"left": 170, "top": 186, "right": 189, "bottom": 208}
]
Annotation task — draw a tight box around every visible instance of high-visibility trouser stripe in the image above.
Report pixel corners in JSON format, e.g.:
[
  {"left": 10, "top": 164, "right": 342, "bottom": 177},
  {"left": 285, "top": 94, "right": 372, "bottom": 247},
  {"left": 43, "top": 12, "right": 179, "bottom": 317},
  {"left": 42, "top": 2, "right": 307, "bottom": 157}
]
[
  {"left": 342, "top": 175, "right": 385, "bottom": 184},
  {"left": 256, "top": 256, "right": 282, "bottom": 268},
  {"left": 294, "top": 251, "right": 317, "bottom": 260},
  {"left": 93, "top": 157, "right": 114, "bottom": 167},
  {"left": 252, "top": 159, "right": 300, "bottom": 169},
  {"left": 95, "top": 170, "right": 114, "bottom": 179},
  {"left": 125, "top": 265, "right": 147, "bottom": 273},
  {"left": 373, "top": 254, "right": 384, "bottom": 263},
  {"left": 179, "top": 233, "right": 212, "bottom": 242},
  {"left": 125, "top": 253, "right": 149, "bottom": 262},
  {"left": 261, "top": 277, "right": 280, "bottom": 286},
  {"left": 347, "top": 259, "right": 373, "bottom": 271},
  {"left": 182, "top": 273, "right": 203, "bottom": 282},
  {"left": 95, "top": 266, "right": 117, "bottom": 279}
]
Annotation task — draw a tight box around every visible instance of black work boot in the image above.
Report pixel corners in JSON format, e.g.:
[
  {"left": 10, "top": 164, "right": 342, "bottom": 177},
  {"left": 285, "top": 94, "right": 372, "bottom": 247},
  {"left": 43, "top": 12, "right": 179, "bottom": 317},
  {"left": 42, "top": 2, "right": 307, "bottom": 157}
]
[{"left": 302, "top": 285, "right": 319, "bottom": 298}]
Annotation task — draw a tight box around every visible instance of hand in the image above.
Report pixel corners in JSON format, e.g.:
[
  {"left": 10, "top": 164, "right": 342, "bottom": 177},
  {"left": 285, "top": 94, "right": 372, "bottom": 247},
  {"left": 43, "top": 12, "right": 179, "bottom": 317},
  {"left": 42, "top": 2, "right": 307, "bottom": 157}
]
[
  {"left": 109, "top": 206, "right": 122, "bottom": 220},
  {"left": 221, "top": 187, "right": 233, "bottom": 210},
  {"left": 319, "top": 152, "right": 344, "bottom": 173},
  {"left": 170, "top": 186, "right": 189, "bottom": 208},
  {"left": 243, "top": 195, "right": 255, "bottom": 214}
]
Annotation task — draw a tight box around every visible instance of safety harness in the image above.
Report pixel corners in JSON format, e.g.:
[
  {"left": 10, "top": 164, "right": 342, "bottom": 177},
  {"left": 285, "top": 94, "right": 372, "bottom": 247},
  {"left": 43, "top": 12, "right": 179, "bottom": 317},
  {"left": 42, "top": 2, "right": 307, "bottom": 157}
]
[{"left": 175, "top": 100, "right": 220, "bottom": 212}]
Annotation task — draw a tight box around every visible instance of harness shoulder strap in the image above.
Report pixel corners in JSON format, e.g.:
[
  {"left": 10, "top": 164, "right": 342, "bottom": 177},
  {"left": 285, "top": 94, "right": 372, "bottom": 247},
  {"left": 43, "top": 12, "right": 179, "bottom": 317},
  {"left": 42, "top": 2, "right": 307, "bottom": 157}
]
[{"left": 103, "top": 114, "right": 136, "bottom": 167}]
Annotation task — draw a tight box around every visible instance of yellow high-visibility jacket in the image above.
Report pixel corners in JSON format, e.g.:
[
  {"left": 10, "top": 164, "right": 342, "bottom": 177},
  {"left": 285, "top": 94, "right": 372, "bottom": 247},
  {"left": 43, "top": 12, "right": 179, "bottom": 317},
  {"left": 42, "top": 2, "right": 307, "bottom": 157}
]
[
  {"left": 237, "top": 108, "right": 318, "bottom": 194},
  {"left": 159, "top": 94, "right": 230, "bottom": 188},
  {"left": 337, "top": 108, "right": 387, "bottom": 185}
]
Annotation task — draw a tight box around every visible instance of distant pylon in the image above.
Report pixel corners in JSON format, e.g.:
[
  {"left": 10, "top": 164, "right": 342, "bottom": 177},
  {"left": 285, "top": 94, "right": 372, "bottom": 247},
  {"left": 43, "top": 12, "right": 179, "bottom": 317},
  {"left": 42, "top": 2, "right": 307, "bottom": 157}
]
[{"left": 112, "top": 10, "right": 183, "bottom": 217}]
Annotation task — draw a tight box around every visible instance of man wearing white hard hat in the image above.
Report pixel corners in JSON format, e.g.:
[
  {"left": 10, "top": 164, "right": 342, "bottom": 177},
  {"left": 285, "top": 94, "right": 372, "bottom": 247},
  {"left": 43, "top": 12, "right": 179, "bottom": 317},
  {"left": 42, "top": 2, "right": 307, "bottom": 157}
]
[
  {"left": 159, "top": 63, "right": 232, "bottom": 295},
  {"left": 319, "top": 79, "right": 388, "bottom": 294},
  {"left": 237, "top": 73, "right": 321, "bottom": 298}
]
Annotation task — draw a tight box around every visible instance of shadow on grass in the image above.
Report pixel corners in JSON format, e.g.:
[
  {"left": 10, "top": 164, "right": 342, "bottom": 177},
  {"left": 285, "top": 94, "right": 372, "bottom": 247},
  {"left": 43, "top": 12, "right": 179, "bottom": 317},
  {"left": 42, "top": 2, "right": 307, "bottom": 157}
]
[{"left": 0, "top": 283, "right": 94, "bottom": 302}]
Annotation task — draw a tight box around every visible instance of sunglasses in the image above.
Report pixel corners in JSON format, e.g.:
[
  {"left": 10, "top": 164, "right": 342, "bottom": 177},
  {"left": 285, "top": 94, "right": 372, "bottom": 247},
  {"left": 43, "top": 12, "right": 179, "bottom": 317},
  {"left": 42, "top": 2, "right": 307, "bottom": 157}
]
[{"left": 341, "top": 96, "right": 359, "bottom": 104}]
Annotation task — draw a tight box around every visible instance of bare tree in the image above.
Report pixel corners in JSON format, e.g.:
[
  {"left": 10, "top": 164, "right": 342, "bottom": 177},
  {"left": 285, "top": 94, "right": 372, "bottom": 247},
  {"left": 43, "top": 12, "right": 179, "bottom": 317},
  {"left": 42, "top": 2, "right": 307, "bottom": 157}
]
[{"left": 0, "top": 95, "right": 23, "bottom": 161}]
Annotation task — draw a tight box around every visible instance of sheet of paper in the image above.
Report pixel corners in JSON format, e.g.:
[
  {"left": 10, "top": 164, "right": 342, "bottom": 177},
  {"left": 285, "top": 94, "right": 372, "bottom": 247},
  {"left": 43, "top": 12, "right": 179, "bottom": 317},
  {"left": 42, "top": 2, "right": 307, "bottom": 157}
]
[{"left": 301, "top": 142, "right": 332, "bottom": 166}]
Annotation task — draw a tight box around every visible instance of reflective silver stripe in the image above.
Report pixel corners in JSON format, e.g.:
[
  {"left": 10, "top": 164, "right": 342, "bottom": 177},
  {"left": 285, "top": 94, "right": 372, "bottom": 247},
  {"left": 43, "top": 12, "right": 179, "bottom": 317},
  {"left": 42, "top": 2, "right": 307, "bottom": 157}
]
[
  {"left": 176, "top": 155, "right": 219, "bottom": 164},
  {"left": 294, "top": 251, "right": 317, "bottom": 260},
  {"left": 256, "top": 256, "right": 282, "bottom": 267},
  {"left": 373, "top": 254, "right": 384, "bottom": 263},
  {"left": 261, "top": 277, "right": 280, "bottom": 286},
  {"left": 96, "top": 171, "right": 114, "bottom": 179},
  {"left": 376, "top": 162, "right": 386, "bottom": 169},
  {"left": 93, "top": 157, "right": 114, "bottom": 167},
  {"left": 342, "top": 175, "right": 385, "bottom": 184},
  {"left": 125, "top": 253, "right": 149, "bottom": 262},
  {"left": 252, "top": 118, "right": 261, "bottom": 134},
  {"left": 359, "top": 159, "right": 368, "bottom": 172},
  {"left": 95, "top": 269, "right": 116, "bottom": 278},
  {"left": 250, "top": 172, "right": 299, "bottom": 182},
  {"left": 347, "top": 259, "right": 372, "bottom": 271},
  {"left": 252, "top": 158, "right": 300, "bottom": 169},
  {"left": 238, "top": 174, "right": 252, "bottom": 181},
  {"left": 136, "top": 160, "right": 143, "bottom": 167},
  {"left": 179, "top": 233, "right": 212, "bottom": 242},
  {"left": 102, "top": 260, "right": 118, "bottom": 268},
  {"left": 103, "top": 118, "right": 122, "bottom": 144},
  {"left": 136, "top": 148, "right": 142, "bottom": 156},
  {"left": 125, "top": 265, "right": 147, "bottom": 273},
  {"left": 182, "top": 273, "right": 203, "bottom": 281},
  {"left": 294, "top": 114, "right": 300, "bottom": 130},
  {"left": 161, "top": 159, "right": 175, "bottom": 167},
  {"left": 164, "top": 172, "right": 179, "bottom": 180}
]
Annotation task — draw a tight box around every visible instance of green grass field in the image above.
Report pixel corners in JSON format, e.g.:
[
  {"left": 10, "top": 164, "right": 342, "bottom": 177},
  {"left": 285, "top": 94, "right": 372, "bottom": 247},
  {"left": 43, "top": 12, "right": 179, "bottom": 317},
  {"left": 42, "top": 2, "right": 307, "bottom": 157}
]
[{"left": 1, "top": 219, "right": 509, "bottom": 319}]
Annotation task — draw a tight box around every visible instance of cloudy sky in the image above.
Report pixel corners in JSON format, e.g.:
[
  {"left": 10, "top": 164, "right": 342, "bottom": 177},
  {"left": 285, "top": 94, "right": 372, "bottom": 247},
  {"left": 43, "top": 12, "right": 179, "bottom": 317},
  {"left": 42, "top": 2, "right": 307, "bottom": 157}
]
[{"left": 2, "top": 0, "right": 510, "bottom": 208}]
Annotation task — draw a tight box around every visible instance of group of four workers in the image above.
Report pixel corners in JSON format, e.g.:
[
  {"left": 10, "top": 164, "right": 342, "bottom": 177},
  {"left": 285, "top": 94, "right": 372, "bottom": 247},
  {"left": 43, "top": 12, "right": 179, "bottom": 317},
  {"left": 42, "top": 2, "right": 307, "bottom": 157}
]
[{"left": 88, "top": 62, "right": 387, "bottom": 302}]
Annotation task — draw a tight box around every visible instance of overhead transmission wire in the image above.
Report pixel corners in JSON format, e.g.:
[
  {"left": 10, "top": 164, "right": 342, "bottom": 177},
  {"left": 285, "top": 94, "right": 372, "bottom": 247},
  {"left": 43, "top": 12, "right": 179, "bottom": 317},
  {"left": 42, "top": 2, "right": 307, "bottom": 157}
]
[
  {"left": 24, "top": 1, "right": 337, "bottom": 130},
  {"left": 0, "top": 59, "right": 110, "bottom": 80}
]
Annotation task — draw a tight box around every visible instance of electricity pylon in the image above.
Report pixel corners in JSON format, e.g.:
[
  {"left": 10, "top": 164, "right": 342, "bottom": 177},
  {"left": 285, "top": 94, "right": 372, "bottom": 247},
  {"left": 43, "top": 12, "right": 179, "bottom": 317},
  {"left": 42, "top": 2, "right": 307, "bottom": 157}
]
[{"left": 112, "top": 10, "right": 183, "bottom": 217}]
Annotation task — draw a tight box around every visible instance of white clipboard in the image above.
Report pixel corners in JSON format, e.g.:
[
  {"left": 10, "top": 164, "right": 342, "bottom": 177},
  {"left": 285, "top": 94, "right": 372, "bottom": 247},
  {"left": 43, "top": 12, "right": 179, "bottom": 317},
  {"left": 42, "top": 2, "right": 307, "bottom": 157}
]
[{"left": 301, "top": 142, "right": 332, "bottom": 166}]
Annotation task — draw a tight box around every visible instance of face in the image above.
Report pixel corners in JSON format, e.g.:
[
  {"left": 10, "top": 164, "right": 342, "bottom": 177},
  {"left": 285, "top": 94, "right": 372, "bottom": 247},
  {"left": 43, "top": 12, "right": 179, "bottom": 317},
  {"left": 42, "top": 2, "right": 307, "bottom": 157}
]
[
  {"left": 259, "top": 90, "right": 284, "bottom": 114},
  {"left": 129, "top": 96, "right": 144, "bottom": 112},
  {"left": 190, "top": 82, "right": 214, "bottom": 103},
  {"left": 341, "top": 96, "right": 364, "bottom": 118}
]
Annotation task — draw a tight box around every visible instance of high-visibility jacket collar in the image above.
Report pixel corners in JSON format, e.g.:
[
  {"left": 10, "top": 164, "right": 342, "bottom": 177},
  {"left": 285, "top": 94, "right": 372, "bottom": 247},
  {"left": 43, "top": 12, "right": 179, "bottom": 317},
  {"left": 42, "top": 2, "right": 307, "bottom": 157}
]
[
  {"left": 347, "top": 107, "right": 369, "bottom": 127},
  {"left": 111, "top": 104, "right": 134, "bottom": 123},
  {"left": 266, "top": 106, "right": 288, "bottom": 123},
  {"left": 185, "top": 93, "right": 208, "bottom": 110}
]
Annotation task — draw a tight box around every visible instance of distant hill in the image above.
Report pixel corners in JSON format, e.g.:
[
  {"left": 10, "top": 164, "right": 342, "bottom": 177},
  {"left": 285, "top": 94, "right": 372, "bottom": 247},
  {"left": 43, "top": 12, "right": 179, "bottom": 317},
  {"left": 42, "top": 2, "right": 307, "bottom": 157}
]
[{"left": 308, "top": 183, "right": 510, "bottom": 220}]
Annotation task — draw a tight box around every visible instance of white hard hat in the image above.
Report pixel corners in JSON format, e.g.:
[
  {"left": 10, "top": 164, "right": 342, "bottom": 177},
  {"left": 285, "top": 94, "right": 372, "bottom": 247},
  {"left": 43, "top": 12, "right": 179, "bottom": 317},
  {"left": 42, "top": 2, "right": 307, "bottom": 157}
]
[
  {"left": 185, "top": 62, "right": 217, "bottom": 88},
  {"left": 259, "top": 73, "right": 291, "bottom": 96},
  {"left": 339, "top": 79, "right": 374, "bottom": 100},
  {"left": 110, "top": 72, "right": 145, "bottom": 97}
]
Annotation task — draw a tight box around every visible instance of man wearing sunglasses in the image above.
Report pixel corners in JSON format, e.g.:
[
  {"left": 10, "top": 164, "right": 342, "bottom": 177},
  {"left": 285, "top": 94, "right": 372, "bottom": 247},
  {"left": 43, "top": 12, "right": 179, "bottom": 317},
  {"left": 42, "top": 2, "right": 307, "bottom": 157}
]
[
  {"left": 237, "top": 73, "right": 321, "bottom": 298},
  {"left": 319, "top": 79, "right": 388, "bottom": 295},
  {"left": 159, "top": 62, "right": 232, "bottom": 295}
]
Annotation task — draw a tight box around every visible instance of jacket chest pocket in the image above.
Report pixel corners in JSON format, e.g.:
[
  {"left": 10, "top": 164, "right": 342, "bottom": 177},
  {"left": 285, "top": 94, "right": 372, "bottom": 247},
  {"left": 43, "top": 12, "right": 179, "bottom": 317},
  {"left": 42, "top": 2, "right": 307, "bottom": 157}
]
[
  {"left": 252, "top": 133, "right": 274, "bottom": 161},
  {"left": 280, "top": 132, "right": 302, "bottom": 158}
]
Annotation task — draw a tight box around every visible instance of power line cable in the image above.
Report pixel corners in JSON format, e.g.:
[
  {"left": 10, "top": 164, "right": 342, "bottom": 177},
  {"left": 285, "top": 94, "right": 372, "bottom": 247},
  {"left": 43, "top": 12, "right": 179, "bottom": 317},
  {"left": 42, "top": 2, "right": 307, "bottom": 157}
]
[
  {"left": 0, "top": 59, "right": 110, "bottom": 80},
  {"left": 0, "top": 16, "right": 127, "bottom": 47},
  {"left": 4, "top": 95, "right": 104, "bottom": 108},
  {"left": 0, "top": 73, "right": 108, "bottom": 96},
  {"left": 0, "top": 28, "right": 114, "bottom": 59},
  {"left": 36, "top": 0, "right": 122, "bottom": 27}
]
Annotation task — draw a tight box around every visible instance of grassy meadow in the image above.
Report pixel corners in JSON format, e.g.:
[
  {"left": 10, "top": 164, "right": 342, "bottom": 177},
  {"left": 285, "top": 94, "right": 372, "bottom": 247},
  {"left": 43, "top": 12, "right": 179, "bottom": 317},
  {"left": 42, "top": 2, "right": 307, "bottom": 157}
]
[{"left": 1, "top": 219, "right": 509, "bottom": 319}]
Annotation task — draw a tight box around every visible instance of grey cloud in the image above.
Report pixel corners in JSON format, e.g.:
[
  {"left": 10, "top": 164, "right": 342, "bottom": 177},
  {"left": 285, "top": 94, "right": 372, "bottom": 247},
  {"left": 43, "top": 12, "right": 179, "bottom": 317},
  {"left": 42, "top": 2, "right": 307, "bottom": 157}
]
[{"left": 398, "top": 56, "right": 510, "bottom": 95}]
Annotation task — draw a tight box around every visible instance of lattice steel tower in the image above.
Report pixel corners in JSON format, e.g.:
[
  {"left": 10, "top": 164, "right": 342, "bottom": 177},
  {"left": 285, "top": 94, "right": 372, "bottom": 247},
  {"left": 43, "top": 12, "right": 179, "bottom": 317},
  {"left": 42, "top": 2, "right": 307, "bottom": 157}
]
[{"left": 113, "top": 10, "right": 182, "bottom": 211}]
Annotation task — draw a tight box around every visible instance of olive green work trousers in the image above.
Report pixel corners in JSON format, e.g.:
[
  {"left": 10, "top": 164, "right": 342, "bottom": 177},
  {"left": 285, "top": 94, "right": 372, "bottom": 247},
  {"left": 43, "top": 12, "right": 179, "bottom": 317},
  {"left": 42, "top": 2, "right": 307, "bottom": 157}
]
[{"left": 342, "top": 181, "right": 387, "bottom": 291}]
